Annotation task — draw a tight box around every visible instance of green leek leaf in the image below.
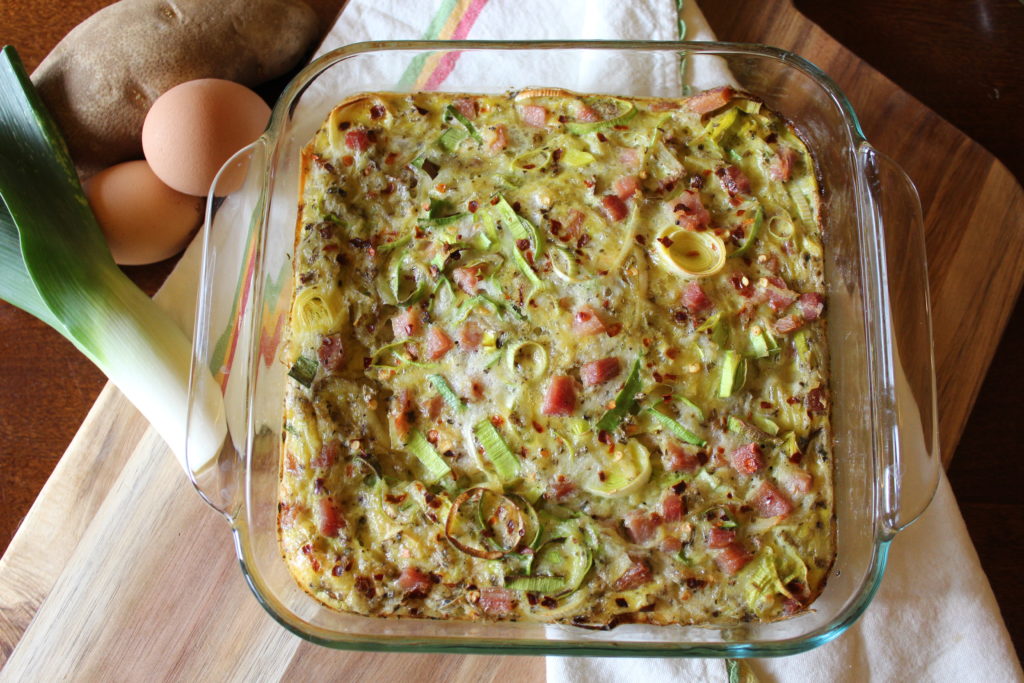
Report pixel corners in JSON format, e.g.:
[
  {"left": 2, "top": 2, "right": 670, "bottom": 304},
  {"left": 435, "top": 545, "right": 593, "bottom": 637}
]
[
  {"left": 0, "top": 46, "right": 224, "bottom": 468},
  {"left": 596, "top": 358, "right": 643, "bottom": 432}
]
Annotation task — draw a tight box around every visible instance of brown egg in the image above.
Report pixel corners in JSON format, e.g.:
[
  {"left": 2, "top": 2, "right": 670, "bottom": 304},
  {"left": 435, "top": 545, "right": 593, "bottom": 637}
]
[
  {"left": 84, "top": 160, "right": 204, "bottom": 265},
  {"left": 142, "top": 79, "right": 271, "bottom": 197}
]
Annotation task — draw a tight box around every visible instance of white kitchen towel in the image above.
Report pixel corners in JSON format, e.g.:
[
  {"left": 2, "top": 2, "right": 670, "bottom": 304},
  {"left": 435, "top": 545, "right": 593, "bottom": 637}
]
[{"left": 158, "top": 0, "right": 1022, "bottom": 679}]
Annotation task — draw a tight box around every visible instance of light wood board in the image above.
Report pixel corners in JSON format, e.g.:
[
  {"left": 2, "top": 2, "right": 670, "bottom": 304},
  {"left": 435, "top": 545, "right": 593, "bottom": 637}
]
[{"left": 1, "top": 1, "right": 1021, "bottom": 678}]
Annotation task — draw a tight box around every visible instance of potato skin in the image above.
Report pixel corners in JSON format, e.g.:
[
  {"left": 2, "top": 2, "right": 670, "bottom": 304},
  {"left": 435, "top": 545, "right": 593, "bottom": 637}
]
[{"left": 31, "top": 0, "right": 319, "bottom": 176}]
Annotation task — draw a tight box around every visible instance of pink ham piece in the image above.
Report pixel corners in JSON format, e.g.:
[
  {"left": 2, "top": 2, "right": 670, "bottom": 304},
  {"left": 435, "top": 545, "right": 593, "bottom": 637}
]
[
  {"left": 752, "top": 480, "right": 794, "bottom": 518},
  {"left": 770, "top": 146, "right": 798, "bottom": 182},
  {"left": 601, "top": 194, "right": 629, "bottom": 221},
  {"left": 458, "top": 320, "right": 483, "bottom": 351},
  {"left": 663, "top": 441, "right": 701, "bottom": 472},
  {"left": 478, "top": 587, "right": 517, "bottom": 615},
  {"left": 729, "top": 443, "right": 764, "bottom": 475},
  {"left": 782, "top": 467, "right": 814, "bottom": 497},
  {"left": 318, "top": 497, "right": 345, "bottom": 537},
  {"left": 390, "top": 389, "right": 415, "bottom": 442},
  {"left": 520, "top": 104, "right": 547, "bottom": 127},
  {"left": 576, "top": 104, "right": 600, "bottom": 122},
  {"left": 717, "top": 165, "right": 751, "bottom": 197},
  {"left": 715, "top": 543, "right": 753, "bottom": 575},
  {"left": 672, "top": 190, "right": 711, "bottom": 231},
  {"left": 682, "top": 281, "right": 712, "bottom": 312},
  {"left": 452, "top": 265, "right": 482, "bottom": 295},
  {"left": 425, "top": 326, "right": 454, "bottom": 360},
  {"left": 707, "top": 527, "right": 737, "bottom": 549},
  {"left": 311, "top": 439, "right": 340, "bottom": 469},
  {"left": 344, "top": 128, "right": 372, "bottom": 151},
  {"left": 541, "top": 375, "right": 577, "bottom": 416},
  {"left": 317, "top": 333, "right": 346, "bottom": 373},
  {"left": 614, "top": 560, "right": 653, "bottom": 591},
  {"left": 452, "top": 98, "right": 477, "bottom": 119},
  {"left": 581, "top": 357, "right": 622, "bottom": 387},
  {"left": 624, "top": 510, "right": 663, "bottom": 544},
  {"left": 762, "top": 277, "right": 798, "bottom": 313},
  {"left": 613, "top": 175, "right": 640, "bottom": 201},
  {"left": 684, "top": 86, "right": 734, "bottom": 115},
  {"left": 662, "top": 493, "right": 685, "bottom": 522},
  {"left": 392, "top": 307, "right": 422, "bottom": 337},
  {"left": 798, "top": 292, "right": 825, "bottom": 320},
  {"left": 572, "top": 305, "right": 620, "bottom": 337},
  {"left": 489, "top": 125, "right": 508, "bottom": 152},
  {"left": 397, "top": 567, "right": 434, "bottom": 597}
]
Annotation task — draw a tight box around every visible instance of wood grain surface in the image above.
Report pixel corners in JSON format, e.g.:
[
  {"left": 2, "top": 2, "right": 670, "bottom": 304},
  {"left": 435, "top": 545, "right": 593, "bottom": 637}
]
[{"left": 0, "top": 0, "right": 1021, "bottom": 676}]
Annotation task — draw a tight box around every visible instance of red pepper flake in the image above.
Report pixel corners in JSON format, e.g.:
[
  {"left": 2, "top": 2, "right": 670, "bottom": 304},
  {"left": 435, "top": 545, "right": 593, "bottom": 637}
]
[
  {"left": 760, "top": 401, "right": 773, "bottom": 409},
  {"left": 597, "top": 430, "right": 612, "bottom": 445},
  {"left": 435, "top": 183, "right": 448, "bottom": 193},
  {"left": 363, "top": 357, "right": 372, "bottom": 368},
  {"left": 653, "top": 371, "right": 664, "bottom": 383},
  {"left": 532, "top": 421, "right": 545, "bottom": 434},
  {"left": 468, "top": 200, "right": 479, "bottom": 213},
  {"left": 490, "top": 196, "right": 500, "bottom": 205},
  {"left": 516, "top": 238, "right": 530, "bottom": 251},
  {"left": 490, "top": 415, "right": 505, "bottom": 427},
  {"left": 522, "top": 164, "right": 536, "bottom": 170},
  {"left": 342, "top": 155, "right": 354, "bottom": 167},
  {"left": 370, "top": 104, "right": 386, "bottom": 119},
  {"left": 553, "top": 148, "right": 563, "bottom": 162},
  {"left": 384, "top": 152, "right": 397, "bottom": 165},
  {"left": 596, "top": 132, "right": 608, "bottom": 143},
  {"left": 657, "top": 236, "right": 674, "bottom": 247},
  {"left": 634, "top": 234, "right": 647, "bottom": 245},
  {"left": 665, "top": 348, "right": 680, "bottom": 359}
]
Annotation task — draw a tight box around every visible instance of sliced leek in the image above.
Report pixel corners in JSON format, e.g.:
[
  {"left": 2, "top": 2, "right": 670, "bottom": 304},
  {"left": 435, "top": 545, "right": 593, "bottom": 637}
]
[
  {"left": 645, "top": 407, "right": 706, "bottom": 446},
  {"left": 653, "top": 226, "right": 726, "bottom": 278},
  {"left": 566, "top": 97, "right": 638, "bottom": 135},
  {"left": 428, "top": 374, "right": 466, "bottom": 412},
  {"left": 405, "top": 430, "right": 452, "bottom": 483},
  {"left": 474, "top": 419, "right": 520, "bottom": 482},
  {"left": 505, "top": 341, "right": 549, "bottom": 380},
  {"left": 583, "top": 439, "right": 651, "bottom": 498},
  {"left": 596, "top": 357, "right": 643, "bottom": 432},
  {"left": 0, "top": 47, "right": 223, "bottom": 471}
]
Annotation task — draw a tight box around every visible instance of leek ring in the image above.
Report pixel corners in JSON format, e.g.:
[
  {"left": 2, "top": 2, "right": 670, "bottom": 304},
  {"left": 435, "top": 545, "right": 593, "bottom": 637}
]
[{"left": 652, "top": 225, "right": 726, "bottom": 278}]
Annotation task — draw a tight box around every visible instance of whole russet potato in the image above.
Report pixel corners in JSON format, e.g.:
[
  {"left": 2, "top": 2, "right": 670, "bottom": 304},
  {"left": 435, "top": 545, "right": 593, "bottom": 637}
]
[{"left": 31, "top": 0, "right": 318, "bottom": 176}]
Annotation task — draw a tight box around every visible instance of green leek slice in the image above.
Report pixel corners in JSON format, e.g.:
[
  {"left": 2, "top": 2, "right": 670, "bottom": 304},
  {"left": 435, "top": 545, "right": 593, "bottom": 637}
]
[
  {"left": 749, "top": 324, "right": 771, "bottom": 358},
  {"left": 583, "top": 439, "right": 651, "bottom": 498},
  {"left": 679, "top": 396, "right": 705, "bottom": 421},
  {"left": 752, "top": 414, "right": 780, "bottom": 436},
  {"left": 505, "top": 575, "right": 567, "bottom": 593},
  {"left": 473, "top": 420, "right": 520, "bottom": 481},
  {"left": 444, "top": 104, "right": 483, "bottom": 143},
  {"left": 438, "top": 126, "right": 468, "bottom": 153},
  {"left": 445, "top": 487, "right": 524, "bottom": 559},
  {"left": 596, "top": 357, "right": 643, "bottom": 432},
  {"left": 405, "top": 430, "right": 451, "bottom": 483},
  {"left": 730, "top": 205, "right": 763, "bottom": 259},
  {"left": 718, "top": 350, "right": 746, "bottom": 398},
  {"left": 504, "top": 341, "right": 549, "bottom": 380},
  {"left": 653, "top": 225, "right": 726, "bottom": 278},
  {"left": 645, "top": 407, "right": 706, "bottom": 446},
  {"left": 562, "top": 149, "right": 595, "bottom": 166},
  {"left": 704, "top": 107, "right": 739, "bottom": 143},
  {"left": 428, "top": 374, "right": 466, "bottom": 412},
  {"left": 287, "top": 356, "right": 318, "bottom": 388}
]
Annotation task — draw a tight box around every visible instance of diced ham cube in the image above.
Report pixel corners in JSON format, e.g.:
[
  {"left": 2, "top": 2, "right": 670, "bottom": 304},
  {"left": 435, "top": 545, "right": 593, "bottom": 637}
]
[
  {"left": 392, "top": 307, "right": 422, "bottom": 337},
  {"left": 391, "top": 389, "right": 416, "bottom": 441},
  {"left": 581, "top": 357, "right": 622, "bottom": 387},
  {"left": 489, "top": 125, "right": 508, "bottom": 152},
  {"left": 520, "top": 104, "right": 548, "bottom": 127},
  {"left": 541, "top": 375, "right": 576, "bottom": 416},
  {"left": 663, "top": 441, "right": 701, "bottom": 472},
  {"left": 682, "top": 281, "right": 712, "bottom": 312},
  {"left": 806, "top": 386, "right": 827, "bottom": 414},
  {"left": 613, "top": 560, "right": 653, "bottom": 591},
  {"left": 661, "top": 536, "right": 683, "bottom": 553},
  {"left": 478, "top": 587, "right": 517, "bottom": 615},
  {"left": 715, "top": 543, "right": 752, "bottom": 575},
  {"left": 672, "top": 190, "right": 711, "bottom": 231},
  {"left": 774, "top": 314, "right": 804, "bottom": 335},
  {"left": 684, "top": 86, "right": 734, "bottom": 115},
  {"left": 769, "top": 146, "right": 798, "bottom": 182},
  {"left": 317, "top": 333, "right": 346, "bottom": 373},
  {"left": 312, "top": 438, "right": 340, "bottom": 469},
  {"left": 798, "top": 292, "right": 825, "bottom": 320},
  {"left": 707, "top": 527, "right": 737, "bottom": 549},
  {"left": 717, "top": 165, "right": 751, "bottom": 197},
  {"left": 625, "top": 510, "right": 663, "bottom": 544},
  {"left": 762, "top": 277, "right": 799, "bottom": 312},
  {"left": 453, "top": 98, "right": 477, "bottom": 119},
  {"left": 576, "top": 104, "right": 600, "bottom": 122},
  {"left": 752, "top": 480, "right": 794, "bottom": 518},
  {"left": 613, "top": 175, "right": 641, "bottom": 201},
  {"left": 319, "top": 497, "right": 346, "bottom": 537},
  {"left": 662, "top": 493, "right": 685, "bottom": 522},
  {"left": 729, "top": 443, "right": 764, "bottom": 475},
  {"left": 345, "top": 128, "right": 372, "bottom": 151},
  {"left": 425, "top": 326, "right": 454, "bottom": 360},
  {"left": 458, "top": 320, "right": 483, "bottom": 351},
  {"left": 601, "top": 194, "right": 629, "bottom": 221},
  {"left": 782, "top": 468, "right": 814, "bottom": 497},
  {"left": 453, "top": 265, "right": 482, "bottom": 295},
  {"left": 397, "top": 566, "right": 434, "bottom": 597}
]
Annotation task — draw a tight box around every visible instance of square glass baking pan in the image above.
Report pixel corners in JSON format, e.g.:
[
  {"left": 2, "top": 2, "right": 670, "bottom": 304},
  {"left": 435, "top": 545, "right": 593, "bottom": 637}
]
[{"left": 186, "top": 41, "right": 940, "bottom": 657}]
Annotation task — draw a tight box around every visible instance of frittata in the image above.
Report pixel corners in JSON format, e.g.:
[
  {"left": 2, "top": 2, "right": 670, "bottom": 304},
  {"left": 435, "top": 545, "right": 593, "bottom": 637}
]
[{"left": 280, "top": 87, "right": 834, "bottom": 627}]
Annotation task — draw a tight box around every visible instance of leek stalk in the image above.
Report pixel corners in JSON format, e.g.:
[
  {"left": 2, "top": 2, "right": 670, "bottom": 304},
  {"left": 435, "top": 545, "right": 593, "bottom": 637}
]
[{"left": 0, "top": 47, "right": 224, "bottom": 471}]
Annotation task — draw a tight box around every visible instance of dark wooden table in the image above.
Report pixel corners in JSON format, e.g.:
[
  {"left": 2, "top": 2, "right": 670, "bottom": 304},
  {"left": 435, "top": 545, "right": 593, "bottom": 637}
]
[{"left": 1, "top": 0, "right": 1021, "bottom": 659}]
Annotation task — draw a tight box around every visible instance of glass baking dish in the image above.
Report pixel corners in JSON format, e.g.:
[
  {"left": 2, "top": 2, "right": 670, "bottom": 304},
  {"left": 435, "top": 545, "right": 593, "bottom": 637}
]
[{"left": 186, "top": 41, "right": 940, "bottom": 657}]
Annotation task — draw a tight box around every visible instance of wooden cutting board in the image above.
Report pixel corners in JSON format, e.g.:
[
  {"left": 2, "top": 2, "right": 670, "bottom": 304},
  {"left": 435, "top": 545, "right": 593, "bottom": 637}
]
[{"left": 1, "top": 1, "right": 1021, "bottom": 678}]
